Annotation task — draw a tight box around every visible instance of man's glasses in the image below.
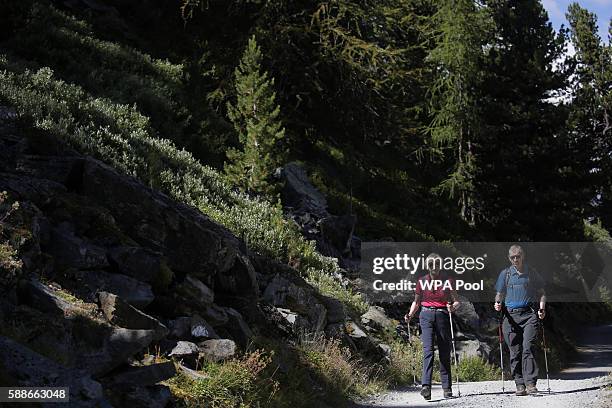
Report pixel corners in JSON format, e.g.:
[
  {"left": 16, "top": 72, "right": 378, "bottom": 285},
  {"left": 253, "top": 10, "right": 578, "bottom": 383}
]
[{"left": 509, "top": 255, "right": 522, "bottom": 260}]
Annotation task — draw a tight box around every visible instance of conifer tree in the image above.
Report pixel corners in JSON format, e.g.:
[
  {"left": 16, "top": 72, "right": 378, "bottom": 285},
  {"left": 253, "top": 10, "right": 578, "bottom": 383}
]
[
  {"left": 426, "top": 0, "right": 488, "bottom": 225},
  {"left": 225, "top": 36, "right": 286, "bottom": 196},
  {"left": 566, "top": 4, "right": 612, "bottom": 227},
  {"left": 477, "top": 0, "right": 576, "bottom": 239}
]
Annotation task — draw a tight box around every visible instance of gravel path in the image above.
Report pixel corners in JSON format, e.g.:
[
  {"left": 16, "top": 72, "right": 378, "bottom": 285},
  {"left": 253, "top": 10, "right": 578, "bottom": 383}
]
[{"left": 355, "top": 324, "right": 612, "bottom": 408}]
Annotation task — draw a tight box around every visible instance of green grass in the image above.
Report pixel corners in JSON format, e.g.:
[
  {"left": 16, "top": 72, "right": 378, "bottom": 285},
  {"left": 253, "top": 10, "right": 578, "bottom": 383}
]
[
  {"left": 167, "top": 350, "right": 279, "bottom": 408},
  {"left": 296, "top": 332, "right": 386, "bottom": 399},
  {"left": 457, "top": 356, "right": 501, "bottom": 382},
  {"left": 305, "top": 268, "right": 368, "bottom": 315}
]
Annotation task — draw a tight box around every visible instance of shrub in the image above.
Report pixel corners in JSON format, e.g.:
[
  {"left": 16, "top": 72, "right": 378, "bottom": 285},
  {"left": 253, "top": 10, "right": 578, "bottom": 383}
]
[
  {"left": 386, "top": 338, "right": 423, "bottom": 386},
  {"left": 167, "top": 350, "right": 279, "bottom": 408},
  {"left": 0, "top": 191, "right": 23, "bottom": 290},
  {"left": 0, "top": 55, "right": 355, "bottom": 310},
  {"left": 305, "top": 268, "right": 368, "bottom": 315},
  {"left": 456, "top": 356, "right": 501, "bottom": 382},
  {"left": 297, "top": 332, "right": 385, "bottom": 398},
  {"left": 5, "top": 3, "right": 185, "bottom": 142}
]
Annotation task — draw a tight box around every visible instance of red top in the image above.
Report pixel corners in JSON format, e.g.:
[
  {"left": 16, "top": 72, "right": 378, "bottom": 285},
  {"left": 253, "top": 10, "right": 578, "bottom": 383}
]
[{"left": 416, "top": 272, "right": 454, "bottom": 307}]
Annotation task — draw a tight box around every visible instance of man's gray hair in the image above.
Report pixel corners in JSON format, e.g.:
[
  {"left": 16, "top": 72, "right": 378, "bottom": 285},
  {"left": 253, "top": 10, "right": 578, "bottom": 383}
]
[{"left": 508, "top": 244, "right": 524, "bottom": 256}]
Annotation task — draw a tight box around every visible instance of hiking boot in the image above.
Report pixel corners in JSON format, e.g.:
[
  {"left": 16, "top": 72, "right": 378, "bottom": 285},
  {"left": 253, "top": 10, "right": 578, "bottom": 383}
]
[
  {"left": 420, "top": 385, "right": 431, "bottom": 400},
  {"left": 526, "top": 384, "right": 538, "bottom": 394},
  {"left": 515, "top": 384, "right": 527, "bottom": 396},
  {"left": 443, "top": 388, "right": 453, "bottom": 398}
]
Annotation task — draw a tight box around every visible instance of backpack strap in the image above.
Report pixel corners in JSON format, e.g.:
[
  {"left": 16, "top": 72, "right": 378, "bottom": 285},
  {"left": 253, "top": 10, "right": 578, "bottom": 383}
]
[{"left": 504, "top": 267, "right": 511, "bottom": 293}]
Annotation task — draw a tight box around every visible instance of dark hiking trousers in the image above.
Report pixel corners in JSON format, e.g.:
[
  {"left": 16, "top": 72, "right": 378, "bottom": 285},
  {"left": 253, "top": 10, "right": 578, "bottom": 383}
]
[
  {"left": 419, "top": 307, "right": 452, "bottom": 389},
  {"left": 503, "top": 308, "right": 539, "bottom": 386}
]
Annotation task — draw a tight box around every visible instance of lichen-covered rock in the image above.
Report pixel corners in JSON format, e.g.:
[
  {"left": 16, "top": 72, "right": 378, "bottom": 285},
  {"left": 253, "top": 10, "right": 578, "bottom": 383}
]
[
  {"left": 360, "top": 305, "right": 394, "bottom": 332},
  {"left": 198, "top": 339, "right": 237, "bottom": 362}
]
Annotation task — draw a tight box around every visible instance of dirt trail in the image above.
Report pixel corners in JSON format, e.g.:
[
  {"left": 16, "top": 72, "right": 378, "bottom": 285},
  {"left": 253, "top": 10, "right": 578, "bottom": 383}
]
[{"left": 355, "top": 324, "right": 612, "bottom": 408}]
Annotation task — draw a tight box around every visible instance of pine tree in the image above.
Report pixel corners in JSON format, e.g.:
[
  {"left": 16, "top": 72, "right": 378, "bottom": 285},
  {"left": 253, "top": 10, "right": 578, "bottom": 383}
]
[
  {"left": 225, "top": 36, "right": 286, "bottom": 196},
  {"left": 426, "top": 0, "right": 489, "bottom": 225},
  {"left": 476, "top": 0, "right": 578, "bottom": 240},
  {"left": 566, "top": 4, "right": 612, "bottom": 227}
]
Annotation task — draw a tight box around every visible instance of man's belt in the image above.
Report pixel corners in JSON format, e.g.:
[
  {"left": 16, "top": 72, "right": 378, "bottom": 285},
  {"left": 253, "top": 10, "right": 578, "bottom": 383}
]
[
  {"left": 422, "top": 305, "right": 447, "bottom": 310},
  {"left": 506, "top": 306, "right": 532, "bottom": 313}
]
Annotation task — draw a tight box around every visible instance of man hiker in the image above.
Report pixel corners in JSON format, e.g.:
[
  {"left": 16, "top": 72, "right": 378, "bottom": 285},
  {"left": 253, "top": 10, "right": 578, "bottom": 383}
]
[
  {"left": 405, "top": 253, "right": 460, "bottom": 400},
  {"left": 494, "top": 244, "right": 546, "bottom": 396}
]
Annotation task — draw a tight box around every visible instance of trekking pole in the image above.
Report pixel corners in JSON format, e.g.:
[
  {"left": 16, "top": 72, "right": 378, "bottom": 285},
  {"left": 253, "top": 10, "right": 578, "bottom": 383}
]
[
  {"left": 541, "top": 321, "right": 551, "bottom": 393},
  {"left": 407, "top": 320, "right": 416, "bottom": 385},
  {"left": 398, "top": 319, "right": 416, "bottom": 385},
  {"left": 498, "top": 312, "right": 505, "bottom": 393},
  {"left": 448, "top": 306, "right": 461, "bottom": 396}
]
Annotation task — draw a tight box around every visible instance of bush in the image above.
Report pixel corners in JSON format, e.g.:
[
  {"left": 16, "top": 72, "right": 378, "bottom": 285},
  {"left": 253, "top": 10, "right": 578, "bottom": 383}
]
[
  {"left": 305, "top": 268, "right": 368, "bottom": 315},
  {"left": 0, "top": 191, "right": 23, "bottom": 291},
  {"left": 5, "top": 3, "right": 185, "bottom": 142},
  {"left": 386, "top": 338, "right": 423, "bottom": 386},
  {"left": 0, "top": 52, "right": 355, "bottom": 309},
  {"left": 167, "top": 350, "right": 279, "bottom": 408},
  {"left": 456, "top": 356, "right": 501, "bottom": 382},
  {"left": 297, "top": 332, "right": 385, "bottom": 398}
]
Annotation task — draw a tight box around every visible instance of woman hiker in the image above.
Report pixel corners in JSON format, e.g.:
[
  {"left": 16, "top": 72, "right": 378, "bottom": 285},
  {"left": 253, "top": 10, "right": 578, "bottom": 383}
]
[{"left": 404, "top": 253, "right": 460, "bottom": 400}]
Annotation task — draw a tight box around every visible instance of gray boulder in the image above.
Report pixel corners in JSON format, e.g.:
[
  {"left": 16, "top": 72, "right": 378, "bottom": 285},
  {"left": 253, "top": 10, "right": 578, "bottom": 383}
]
[
  {"left": 177, "top": 363, "right": 209, "bottom": 381},
  {"left": 79, "top": 158, "right": 258, "bottom": 299},
  {"left": 320, "top": 296, "right": 346, "bottom": 324},
  {"left": 168, "top": 317, "right": 192, "bottom": 339},
  {"left": 176, "top": 275, "right": 214, "bottom": 309},
  {"left": 15, "top": 155, "right": 84, "bottom": 187},
  {"left": 47, "top": 224, "right": 109, "bottom": 270},
  {"left": 106, "top": 384, "right": 172, "bottom": 408},
  {"left": 108, "top": 246, "right": 163, "bottom": 284},
  {"left": 453, "top": 296, "right": 480, "bottom": 332},
  {"left": 220, "top": 307, "right": 253, "bottom": 347},
  {"left": 198, "top": 339, "right": 237, "bottom": 362},
  {"left": 263, "top": 274, "right": 327, "bottom": 332},
  {"left": 17, "top": 279, "right": 83, "bottom": 317},
  {"left": 98, "top": 292, "right": 168, "bottom": 340},
  {"left": 455, "top": 339, "right": 492, "bottom": 361},
  {"left": 202, "top": 304, "right": 229, "bottom": 327},
  {"left": 106, "top": 361, "right": 176, "bottom": 386},
  {"left": 319, "top": 214, "right": 356, "bottom": 255},
  {"left": 169, "top": 341, "right": 199, "bottom": 359},
  {"left": 65, "top": 269, "right": 154, "bottom": 308},
  {"left": 361, "top": 306, "right": 394, "bottom": 332},
  {"left": 77, "top": 327, "right": 156, "bottom": 376},
  {"left": 0, "top": 336, "right": 107, "bottom": 407},
  {"left": 0, "top": 173, "right": 66, "bottom": 204},
  {"left": 190, "top": 315, "right": 219, "bottom": 339},
  {"left": 281, "top": 162, "right": 327, "bottom": 215}
]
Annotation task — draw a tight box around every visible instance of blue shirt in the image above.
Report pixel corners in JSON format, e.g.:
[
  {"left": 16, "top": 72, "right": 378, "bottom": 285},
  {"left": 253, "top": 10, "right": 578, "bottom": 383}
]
[{"left": 494, "top": 264, "right": 544, "bottom": 309}]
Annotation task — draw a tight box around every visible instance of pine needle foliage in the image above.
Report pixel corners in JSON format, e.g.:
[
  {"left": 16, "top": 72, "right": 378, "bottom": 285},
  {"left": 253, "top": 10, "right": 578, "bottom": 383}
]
[{"left": 225, "top": 36, "right": 286, "bottom": 196}]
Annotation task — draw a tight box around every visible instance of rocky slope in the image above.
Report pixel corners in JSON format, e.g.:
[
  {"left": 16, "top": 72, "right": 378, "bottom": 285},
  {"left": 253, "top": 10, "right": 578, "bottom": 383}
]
[{"left": 0, "top": 105, "right": 392, "bottom": 407}]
